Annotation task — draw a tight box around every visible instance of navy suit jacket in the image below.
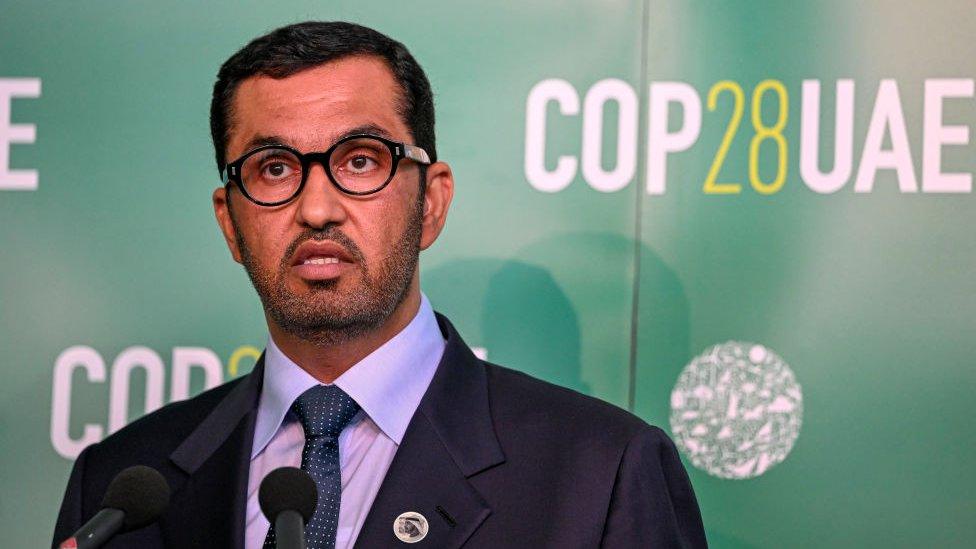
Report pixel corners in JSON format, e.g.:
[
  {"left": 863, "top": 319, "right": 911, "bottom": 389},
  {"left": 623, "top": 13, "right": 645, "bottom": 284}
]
[{"left": 53, "top": 313, "right": 707, "bottom": 548}]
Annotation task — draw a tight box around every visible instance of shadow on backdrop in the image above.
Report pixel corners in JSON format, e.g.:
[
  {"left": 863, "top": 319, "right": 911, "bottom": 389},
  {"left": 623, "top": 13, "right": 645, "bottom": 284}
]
[
  {"left": 423, "top": 257, "right": 589, "bottom": 395},
  {"left": 424, "top": 230, "right": 691, "bottom": 409}
]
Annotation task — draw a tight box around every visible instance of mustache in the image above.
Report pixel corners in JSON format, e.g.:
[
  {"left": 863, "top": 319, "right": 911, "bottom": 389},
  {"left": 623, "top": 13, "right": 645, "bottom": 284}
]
[{"left": 281, "top": 227, "right": 365, "bottom": 267}]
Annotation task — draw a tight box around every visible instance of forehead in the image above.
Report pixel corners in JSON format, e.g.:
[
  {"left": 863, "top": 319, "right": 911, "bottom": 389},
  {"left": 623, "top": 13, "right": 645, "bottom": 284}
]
[{"left": 226, "top": 55, "right": 406, "bottom": 156}]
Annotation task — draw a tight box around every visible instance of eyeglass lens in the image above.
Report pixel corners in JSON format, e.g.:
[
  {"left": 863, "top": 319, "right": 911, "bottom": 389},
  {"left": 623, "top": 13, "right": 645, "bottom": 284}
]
[{"left": 240, "top": 137, "right": 394, "bottom": 202}]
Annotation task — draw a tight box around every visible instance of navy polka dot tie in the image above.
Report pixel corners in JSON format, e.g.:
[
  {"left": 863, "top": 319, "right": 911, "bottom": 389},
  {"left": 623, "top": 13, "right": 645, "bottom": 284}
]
[{"left": 264, "top": 385, "right": 361, "bottom": 549}]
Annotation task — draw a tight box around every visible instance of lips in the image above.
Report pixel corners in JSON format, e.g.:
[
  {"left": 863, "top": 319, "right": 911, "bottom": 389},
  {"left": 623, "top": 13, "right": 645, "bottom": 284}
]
[
  {"left": 289, "top": 240, "right": 356, "bottom": 281},
  {"left": 291, "top": 240, "right": 355, "bottom": 266}
]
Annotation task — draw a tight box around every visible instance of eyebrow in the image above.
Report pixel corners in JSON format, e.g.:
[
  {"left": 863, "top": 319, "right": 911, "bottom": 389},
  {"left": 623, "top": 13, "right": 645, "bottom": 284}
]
[
  {"left": 339, "top": 123, "right": 395, "bottom": 142},
  {"left": 241, "top": 123, "right": 396, "bottom": 153},
  {"left": 242, "top": 135, "right": 288, "bottom": 150}
]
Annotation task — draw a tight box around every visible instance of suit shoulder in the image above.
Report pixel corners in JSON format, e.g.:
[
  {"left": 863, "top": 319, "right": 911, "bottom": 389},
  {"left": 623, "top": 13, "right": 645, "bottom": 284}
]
[
  {"left": 88, "top": 376, "right": 246, "bottom": 461},
  {"left": 483, "top": 361, "right": 659, "bottom": 447}
]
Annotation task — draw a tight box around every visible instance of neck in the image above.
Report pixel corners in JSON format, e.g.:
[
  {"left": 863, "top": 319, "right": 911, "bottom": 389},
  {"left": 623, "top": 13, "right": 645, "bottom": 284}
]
[{"left": 267, "top": 286, "right": 422, "bottom": 384}]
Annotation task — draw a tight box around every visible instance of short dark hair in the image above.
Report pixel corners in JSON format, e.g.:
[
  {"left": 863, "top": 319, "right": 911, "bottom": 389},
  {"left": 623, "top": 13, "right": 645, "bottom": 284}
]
[{"left": 209, "top": 21, "right": 436, "bottom": 176}]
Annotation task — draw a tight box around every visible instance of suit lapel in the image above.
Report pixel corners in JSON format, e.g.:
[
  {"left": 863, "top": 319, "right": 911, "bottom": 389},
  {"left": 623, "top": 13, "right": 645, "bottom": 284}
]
[
  {"left": 161, "top": 357, "right": 264, "bottom": 548},
  {"left": 355, "top": 314, "right": 505, "bottom": 548}
]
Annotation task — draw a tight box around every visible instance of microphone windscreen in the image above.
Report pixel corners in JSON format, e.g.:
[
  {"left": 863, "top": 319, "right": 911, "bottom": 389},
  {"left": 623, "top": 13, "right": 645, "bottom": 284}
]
[
  {"left": 100, "top": 465, "right": 171, "bottom": 531},
  {"left": 259, "top": 467, "right": 318, "bottom": 523}
]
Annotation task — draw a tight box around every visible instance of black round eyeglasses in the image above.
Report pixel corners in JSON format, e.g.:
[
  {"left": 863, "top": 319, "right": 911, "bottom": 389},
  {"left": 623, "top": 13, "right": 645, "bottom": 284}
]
[{"left": 221, "top": 134, "right": 432, "bottom": 207}]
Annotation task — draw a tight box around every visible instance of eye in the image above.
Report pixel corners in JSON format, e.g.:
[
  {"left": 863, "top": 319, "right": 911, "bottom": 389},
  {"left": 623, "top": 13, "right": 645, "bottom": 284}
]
[
  {"left": 330, "top": 138, "right": 392, "bottom": 186},
  {"left": 342, "top": 153, "right": 380, "bottom": 174},
  {"left": 260, "top": 157, "right": 297, "bottom": 180}
]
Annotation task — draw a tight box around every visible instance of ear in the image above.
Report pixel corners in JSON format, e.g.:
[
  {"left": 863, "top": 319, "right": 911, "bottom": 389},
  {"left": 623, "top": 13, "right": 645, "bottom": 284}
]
[
  {"left": 419, "top": 161, "right": 454, "bottom": 251},
  {"left": 213, "top": 186, "right": 243, "bottom": 263}
]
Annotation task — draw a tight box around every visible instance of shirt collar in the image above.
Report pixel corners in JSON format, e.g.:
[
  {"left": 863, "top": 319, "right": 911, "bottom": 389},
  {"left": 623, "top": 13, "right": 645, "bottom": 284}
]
[{"left": 251, "top": 293, "right": 445, "bottom": 458}]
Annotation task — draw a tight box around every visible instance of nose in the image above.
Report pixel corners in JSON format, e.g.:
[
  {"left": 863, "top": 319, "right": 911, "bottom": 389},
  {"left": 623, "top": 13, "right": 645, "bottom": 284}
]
[{"left": 295, "top": 162, "right": 348, "bottom": 229}]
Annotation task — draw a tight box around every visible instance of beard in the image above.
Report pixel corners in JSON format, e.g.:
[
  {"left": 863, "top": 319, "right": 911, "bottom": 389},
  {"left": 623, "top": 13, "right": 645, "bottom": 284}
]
[{"left": 231, "top": 199, "right": 423, "bottom": 347}]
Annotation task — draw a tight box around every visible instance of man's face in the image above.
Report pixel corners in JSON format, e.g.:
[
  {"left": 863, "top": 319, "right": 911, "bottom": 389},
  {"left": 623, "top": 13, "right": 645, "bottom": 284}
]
[{"left": 214, "top": 56, "right": 434, "bottom": 345}]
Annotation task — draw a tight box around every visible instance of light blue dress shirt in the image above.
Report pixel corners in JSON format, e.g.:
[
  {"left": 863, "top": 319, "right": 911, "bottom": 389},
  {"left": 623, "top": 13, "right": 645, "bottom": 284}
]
[{"left": 244, "top": 294, "right": 446, "bottom": 549}]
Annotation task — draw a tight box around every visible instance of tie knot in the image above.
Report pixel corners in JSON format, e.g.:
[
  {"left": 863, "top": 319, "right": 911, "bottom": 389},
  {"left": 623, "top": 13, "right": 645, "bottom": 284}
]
[{"left": 290, "top": 385, "right": 361, "bottom": 439}]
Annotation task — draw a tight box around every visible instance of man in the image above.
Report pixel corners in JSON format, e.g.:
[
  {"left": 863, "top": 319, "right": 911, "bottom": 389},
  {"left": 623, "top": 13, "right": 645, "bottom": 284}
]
[{"left": 53, "top": 21, "right": 706, "bottom": 548}]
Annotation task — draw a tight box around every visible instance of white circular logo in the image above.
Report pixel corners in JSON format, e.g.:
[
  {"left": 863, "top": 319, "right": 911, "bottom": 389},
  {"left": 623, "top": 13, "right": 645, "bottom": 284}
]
[
  {"left": 393, "top": 511, "right": 429, "bottom": 543},
  {"left": 670, "top": 341, "right": 803, "bottom": 479}
]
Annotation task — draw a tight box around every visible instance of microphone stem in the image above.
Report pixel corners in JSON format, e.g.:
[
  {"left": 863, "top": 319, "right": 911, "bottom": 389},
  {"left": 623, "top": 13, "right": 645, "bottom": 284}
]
[
  {"left": 274, "top": 509, "right": 306, "bottom": 549},
  {"left": 65, "top": 508, "right": 125, "bottom": 549}
]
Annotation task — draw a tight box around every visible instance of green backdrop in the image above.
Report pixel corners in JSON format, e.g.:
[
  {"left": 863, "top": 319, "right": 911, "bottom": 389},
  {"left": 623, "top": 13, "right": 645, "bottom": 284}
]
[{"left": 1, "top": 1, "right": 973, "bottom": 547}]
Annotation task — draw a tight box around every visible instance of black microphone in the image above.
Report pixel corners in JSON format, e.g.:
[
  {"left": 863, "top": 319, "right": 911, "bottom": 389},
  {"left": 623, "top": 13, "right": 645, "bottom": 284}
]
[
  {"left": 59, "top": 465, "right": 170, "bottom": 549},
  {"left": 259, "top": 467, "right": 318, "bottom": 549}
]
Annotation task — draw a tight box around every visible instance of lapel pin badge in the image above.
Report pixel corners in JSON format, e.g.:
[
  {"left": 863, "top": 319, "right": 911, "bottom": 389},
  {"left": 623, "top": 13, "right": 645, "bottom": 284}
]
[{"left": 394, "top": 511, "right": 429, "bottom": 543}]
